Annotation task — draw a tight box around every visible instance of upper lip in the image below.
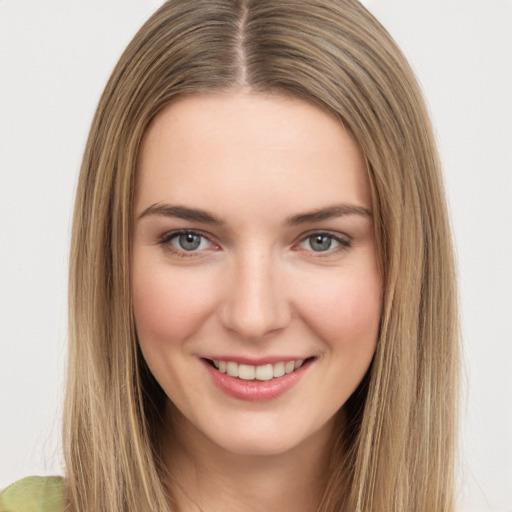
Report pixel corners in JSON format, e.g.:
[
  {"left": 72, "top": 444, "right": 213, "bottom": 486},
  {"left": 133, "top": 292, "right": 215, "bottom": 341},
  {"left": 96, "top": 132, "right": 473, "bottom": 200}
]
[{"left": 201, "top": 355, "right": 313, "bottom": 365}]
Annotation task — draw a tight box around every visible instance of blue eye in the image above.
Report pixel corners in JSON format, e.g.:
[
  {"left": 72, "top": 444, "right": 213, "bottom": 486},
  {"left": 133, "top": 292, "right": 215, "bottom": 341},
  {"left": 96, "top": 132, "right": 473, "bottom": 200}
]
[
  {"left": 159, "top": 231, "right": 214, "bottom": 254},
  {"left": 308, "top": 234, "right": 334, "bottom": 252},
  {"left": 175, "top": 232, "right": 203, "bottom": 251},
  {"left": 298, "top": 233, "right": 349, "bottom": 254}
]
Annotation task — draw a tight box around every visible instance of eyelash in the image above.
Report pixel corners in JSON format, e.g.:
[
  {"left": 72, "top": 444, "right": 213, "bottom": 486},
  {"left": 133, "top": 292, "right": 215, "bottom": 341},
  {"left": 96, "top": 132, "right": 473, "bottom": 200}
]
[
  {"left": 157, "top": 230, "right": 351, "bottom": 258},
  {"left": 296, "top": 231, "right": 351, "bottom": 255},
  {"left": 157, "top": 230, "right": 217, "bottom": 258}
]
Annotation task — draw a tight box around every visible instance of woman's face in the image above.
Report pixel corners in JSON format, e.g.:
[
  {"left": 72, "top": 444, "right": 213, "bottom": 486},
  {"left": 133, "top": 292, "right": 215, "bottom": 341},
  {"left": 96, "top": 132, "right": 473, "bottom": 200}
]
[{"left": 132, "top": 92, "right": 382, "bottom": 457}]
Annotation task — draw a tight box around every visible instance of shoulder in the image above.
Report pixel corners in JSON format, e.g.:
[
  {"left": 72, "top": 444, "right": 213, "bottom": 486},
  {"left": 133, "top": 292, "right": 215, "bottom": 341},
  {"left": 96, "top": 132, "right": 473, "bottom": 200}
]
[{"left": 0, "top": 476, "right": 66, "bottom": 512}]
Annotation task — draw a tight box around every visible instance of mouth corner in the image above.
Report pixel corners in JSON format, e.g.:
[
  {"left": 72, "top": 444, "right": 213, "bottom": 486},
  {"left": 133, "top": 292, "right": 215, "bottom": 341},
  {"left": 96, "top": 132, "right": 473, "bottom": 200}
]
[{"left": 203, "top": 357, "right": 216, "bottom": 368}]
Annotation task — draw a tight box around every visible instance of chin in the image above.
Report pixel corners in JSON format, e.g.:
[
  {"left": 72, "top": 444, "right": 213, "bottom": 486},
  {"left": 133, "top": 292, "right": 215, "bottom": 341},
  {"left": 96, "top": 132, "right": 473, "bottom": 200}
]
[
  {"left": 214, "top": 434, "right": 299, "bottom": 457},
  {"left": 195, "top": 412, "right": 336, "bottom": 459}
]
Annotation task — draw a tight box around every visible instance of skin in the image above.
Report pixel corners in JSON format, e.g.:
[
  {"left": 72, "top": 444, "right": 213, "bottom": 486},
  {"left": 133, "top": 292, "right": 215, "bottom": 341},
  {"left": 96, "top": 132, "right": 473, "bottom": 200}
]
[{"left": 132, "top": 92, "right": 382, "bottom": 511}]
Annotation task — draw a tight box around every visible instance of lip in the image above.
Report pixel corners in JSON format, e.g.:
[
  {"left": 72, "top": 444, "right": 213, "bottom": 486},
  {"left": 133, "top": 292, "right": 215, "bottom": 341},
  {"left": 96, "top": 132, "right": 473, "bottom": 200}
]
[
  {"left": 201, "top": 355, "right": 307, "bottom": 365},
  {"left": 201, "top": 357, "right": 313, "bottom": 402}
]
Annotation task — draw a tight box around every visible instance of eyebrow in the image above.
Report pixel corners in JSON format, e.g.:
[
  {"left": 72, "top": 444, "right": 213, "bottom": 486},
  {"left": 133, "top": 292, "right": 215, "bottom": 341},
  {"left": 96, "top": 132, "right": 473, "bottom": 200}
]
[
  {"left": 138, "top": 203, "right": 224, "bottom": 224},
  {"left": 285, "top": 204, "right": 372, "bottom": 225},
  {"left": 137, "top": 202, "right": 372, "bottom": 225}
]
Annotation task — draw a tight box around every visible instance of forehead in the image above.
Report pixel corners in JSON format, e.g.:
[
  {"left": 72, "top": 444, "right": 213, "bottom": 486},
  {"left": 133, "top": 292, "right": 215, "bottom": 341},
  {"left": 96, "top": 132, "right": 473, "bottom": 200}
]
[{"left": 135, "top": 92, "right": 371, "bottom": 218}]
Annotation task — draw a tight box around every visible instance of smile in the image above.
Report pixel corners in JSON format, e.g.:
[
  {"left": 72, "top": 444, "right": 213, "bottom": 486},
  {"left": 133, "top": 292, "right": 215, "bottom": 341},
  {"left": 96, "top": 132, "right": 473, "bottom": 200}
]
[
  {"left": 210, "top": 359, "right": 305, "bottom": 381},
  {"left": 203, "top": 357, "right": 314, "bottom": 401}
]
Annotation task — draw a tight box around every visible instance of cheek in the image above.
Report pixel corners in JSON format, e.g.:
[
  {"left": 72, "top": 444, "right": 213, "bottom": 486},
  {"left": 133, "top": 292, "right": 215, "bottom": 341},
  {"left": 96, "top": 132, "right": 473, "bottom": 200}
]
[
  {"left": 295, "top": 267, "right": 382, "bottom": 353},
  {"left": 132, "top": 264, "right": 218, "bottom": 346}
]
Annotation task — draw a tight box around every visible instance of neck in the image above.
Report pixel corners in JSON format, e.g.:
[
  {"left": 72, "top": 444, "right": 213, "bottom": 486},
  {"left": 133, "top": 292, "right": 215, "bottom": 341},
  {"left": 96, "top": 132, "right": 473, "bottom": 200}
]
[{"left": 161, "top": 406, "right": 340, "bottom": 512}]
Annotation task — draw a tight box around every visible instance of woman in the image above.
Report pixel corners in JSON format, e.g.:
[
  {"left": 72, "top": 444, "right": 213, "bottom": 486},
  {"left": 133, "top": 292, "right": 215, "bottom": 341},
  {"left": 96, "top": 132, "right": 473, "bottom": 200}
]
[{"left": 0, "top": 0, "right": 458, "bottom": 511}]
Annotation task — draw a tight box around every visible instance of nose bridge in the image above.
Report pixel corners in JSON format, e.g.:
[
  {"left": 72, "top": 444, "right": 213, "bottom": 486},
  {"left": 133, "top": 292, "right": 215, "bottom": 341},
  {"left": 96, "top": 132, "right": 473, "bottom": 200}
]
[{"left": 220, "top": 245, "right": 290, "bottom": 339}]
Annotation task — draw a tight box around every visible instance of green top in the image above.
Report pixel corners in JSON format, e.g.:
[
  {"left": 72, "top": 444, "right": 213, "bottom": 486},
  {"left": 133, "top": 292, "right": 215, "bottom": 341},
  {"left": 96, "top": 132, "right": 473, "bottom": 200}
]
[{"left": 0, "top": 477, "right": 65, "bottom": 512}]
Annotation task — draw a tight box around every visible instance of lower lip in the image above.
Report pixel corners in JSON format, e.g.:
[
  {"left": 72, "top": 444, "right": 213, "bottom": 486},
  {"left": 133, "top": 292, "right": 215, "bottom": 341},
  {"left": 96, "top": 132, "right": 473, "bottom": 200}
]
[{"left": 203, "top": 359, "right": 312, "bottom": 402}]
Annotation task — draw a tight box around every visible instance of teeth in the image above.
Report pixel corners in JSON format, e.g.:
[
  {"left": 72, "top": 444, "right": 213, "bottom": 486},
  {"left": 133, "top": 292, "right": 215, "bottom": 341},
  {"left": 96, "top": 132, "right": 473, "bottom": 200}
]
[
  {"left": 273, "top": 362, "right": 285, "bottom": 377},
  {"left": 238, "top": 364, "right": 255, "bottom": 380},
  {"left": 211, "top": 359, "right": 306, "bottom": 380},
  {"left": 255, "top": 364, "right": 273, "bottom": 381},
  {"left": 284, "top": 361, "right": 295, "bottom": 374},
  {"left": 227, "top": 361, "right": 239, "bottom": 377}
]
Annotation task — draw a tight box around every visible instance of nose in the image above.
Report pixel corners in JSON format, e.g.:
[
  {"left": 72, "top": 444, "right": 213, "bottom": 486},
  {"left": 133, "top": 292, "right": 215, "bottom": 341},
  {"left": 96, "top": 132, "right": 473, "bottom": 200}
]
[{"left": 219, "top": 248, "right": 291, "bottom": 340}]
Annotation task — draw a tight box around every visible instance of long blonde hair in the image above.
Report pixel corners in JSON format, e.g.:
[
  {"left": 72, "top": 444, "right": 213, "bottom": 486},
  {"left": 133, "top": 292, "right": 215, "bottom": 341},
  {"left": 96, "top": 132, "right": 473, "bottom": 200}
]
[{"left": 65, "top": 1, "right": 459, "bottom": 510}]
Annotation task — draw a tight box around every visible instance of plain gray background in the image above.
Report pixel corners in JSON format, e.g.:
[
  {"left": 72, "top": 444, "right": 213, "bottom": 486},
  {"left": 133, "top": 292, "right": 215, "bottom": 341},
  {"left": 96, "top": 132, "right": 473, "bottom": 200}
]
[{"left": 1, "top": 1, "right": 511, "bottom": 510}]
